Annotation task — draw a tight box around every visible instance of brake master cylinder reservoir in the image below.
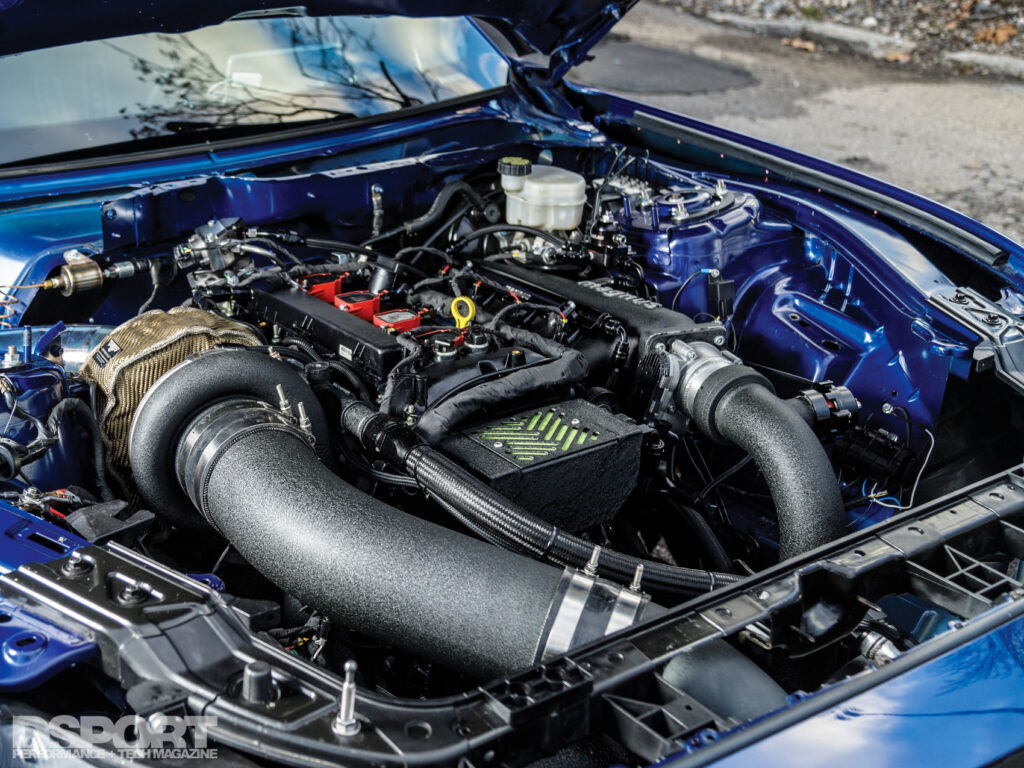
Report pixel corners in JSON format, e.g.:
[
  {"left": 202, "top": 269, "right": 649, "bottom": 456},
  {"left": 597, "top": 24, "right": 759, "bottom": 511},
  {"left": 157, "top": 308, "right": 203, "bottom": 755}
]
[{"left": 500, "top": 157, "right": 586, "bottom": 231}]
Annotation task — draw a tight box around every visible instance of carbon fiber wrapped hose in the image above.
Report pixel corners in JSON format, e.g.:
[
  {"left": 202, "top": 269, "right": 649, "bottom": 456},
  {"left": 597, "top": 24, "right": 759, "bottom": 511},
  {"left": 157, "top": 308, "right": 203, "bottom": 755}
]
[
  {"left": 339, "top": 399, "right": 741, "bottom": 595},
  {"left": 406, "top": 445, "right": 741, "bottom": 594}
]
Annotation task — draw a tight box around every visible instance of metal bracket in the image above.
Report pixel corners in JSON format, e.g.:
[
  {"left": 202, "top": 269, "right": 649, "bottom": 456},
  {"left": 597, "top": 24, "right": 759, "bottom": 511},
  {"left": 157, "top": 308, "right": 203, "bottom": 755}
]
[{"left": 931, "top": 288, "right": 1024, "bottom": 395}]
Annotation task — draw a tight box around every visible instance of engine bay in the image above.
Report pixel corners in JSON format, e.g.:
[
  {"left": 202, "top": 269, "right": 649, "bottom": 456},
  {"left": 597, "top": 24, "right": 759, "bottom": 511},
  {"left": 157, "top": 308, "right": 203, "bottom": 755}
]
[{"left": 3, "top": 134, "right": 1024, "bottom": 764}]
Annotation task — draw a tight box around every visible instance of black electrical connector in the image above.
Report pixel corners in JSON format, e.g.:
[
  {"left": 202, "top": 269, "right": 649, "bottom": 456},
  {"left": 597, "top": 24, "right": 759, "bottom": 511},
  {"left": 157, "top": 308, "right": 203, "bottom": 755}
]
[
  {"left": 707, "top": 273, "right": 735, "bottom": 318},
  {"left": 833, "top": 426, "right": 915, "bottom": 485},
  {"left": 792, "top": 382, "right": 860, "bottom": 436}
]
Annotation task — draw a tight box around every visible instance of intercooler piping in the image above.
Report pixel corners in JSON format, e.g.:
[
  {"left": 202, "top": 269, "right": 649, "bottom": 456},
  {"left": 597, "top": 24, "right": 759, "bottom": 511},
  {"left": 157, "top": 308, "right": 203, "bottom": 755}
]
[
  {"left": 129, "top": 350, "right": 655, "bottom": 679},
  {"left": 672, "top": 341, "right": 846, "bottom": 559}
]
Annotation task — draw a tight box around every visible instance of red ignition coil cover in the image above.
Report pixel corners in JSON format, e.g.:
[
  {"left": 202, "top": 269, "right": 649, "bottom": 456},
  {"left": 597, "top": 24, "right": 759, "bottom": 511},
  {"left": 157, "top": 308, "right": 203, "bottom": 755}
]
[
  {"left": 373, "top": 309, "right": 421, "bottom": 333},
  {"left": 334, "top": 291, "right": 380, "bottom": 320},
  {"left": 302, "top": 275, "right": 345, "bottom": 304}
]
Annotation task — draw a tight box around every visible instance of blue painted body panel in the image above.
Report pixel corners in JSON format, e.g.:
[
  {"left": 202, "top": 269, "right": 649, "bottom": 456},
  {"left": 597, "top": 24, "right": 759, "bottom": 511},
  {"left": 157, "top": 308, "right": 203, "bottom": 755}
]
[
  {"left": 0, "top": 506, "right": 94, "bottom": 691},
  {"left": 713, "top": 179, "right": 975, "bottom": 435},
  {"left": 609, "top": 162, "right": 976, "bottom": 529},
  {"left": 0, "top": 501, "right": 86, "bottom": 573},
  {"left": 0, "top": 350, "right": 90, "bottom": 491},
  {"left": 0, "top": 14, "right": 1021, "bottom": 762},
  {"left": 616, "top": 168, "right": 976, "bottom": 428},
  {"left": 693, "top": 609, "right": 1024, "bottom": 768},
  {"left": 582, "top": 84, "right": 1024, "bottom": 255},
  {"left": 0, "top": 594, "right": 96, "bottom": 692}
]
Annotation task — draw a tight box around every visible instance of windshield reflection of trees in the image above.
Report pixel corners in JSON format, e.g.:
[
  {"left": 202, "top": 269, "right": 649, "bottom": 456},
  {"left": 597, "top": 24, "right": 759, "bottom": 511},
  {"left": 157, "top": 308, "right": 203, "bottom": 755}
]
[{"left": 102, "top": 18, "right": 426, "bottom": 139}]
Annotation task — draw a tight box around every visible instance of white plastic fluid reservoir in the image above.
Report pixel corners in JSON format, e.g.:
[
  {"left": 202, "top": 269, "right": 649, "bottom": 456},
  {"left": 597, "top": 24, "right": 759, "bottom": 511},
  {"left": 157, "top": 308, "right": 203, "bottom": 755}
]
[{"left": 500, "top": 158, "right": 586, "bottom": 231}]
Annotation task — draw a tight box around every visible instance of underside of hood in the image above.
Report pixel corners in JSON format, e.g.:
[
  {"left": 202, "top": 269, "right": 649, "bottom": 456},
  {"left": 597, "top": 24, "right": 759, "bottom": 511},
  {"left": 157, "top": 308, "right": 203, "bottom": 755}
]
[{"left": 0, "top": 0, "right": 634, "bottom": 66}]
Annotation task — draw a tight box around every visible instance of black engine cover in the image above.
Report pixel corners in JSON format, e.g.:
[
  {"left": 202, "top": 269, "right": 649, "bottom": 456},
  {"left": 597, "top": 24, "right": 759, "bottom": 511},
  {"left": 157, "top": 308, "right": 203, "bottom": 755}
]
[
  {"left": 249, "top": 287, "right": 403, "bottom": 381},
  {"left": 479, "top": 261, "right": 726, "bottom": 359},
  {"left": 439, "top": 398, "right": 648, "bottom": 531}
]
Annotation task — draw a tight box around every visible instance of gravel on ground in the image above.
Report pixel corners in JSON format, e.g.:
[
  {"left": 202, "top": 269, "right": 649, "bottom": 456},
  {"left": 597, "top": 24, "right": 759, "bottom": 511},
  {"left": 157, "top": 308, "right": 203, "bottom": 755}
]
[
  {"left": 662, "top": 0, "right": 1024, "bottom": 69},
  {"left": 569, "top": 2, "right": 1024, "bottom": 244}
]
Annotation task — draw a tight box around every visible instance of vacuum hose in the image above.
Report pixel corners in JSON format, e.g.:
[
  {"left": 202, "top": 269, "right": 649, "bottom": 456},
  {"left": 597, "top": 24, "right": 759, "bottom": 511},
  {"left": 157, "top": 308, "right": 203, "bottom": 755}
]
[{"left": 129, "top": 350, "right": 652, "bottom": 679}]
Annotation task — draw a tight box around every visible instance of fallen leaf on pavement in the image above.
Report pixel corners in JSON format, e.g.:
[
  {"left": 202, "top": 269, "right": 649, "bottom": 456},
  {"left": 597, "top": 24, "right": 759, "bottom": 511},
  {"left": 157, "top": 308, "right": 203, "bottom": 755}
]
[
  {"left": 884, "top": 51, "right": 912, "bottom": 62},
  {"left": 974, "top": 24, "right": 1018, "bottom": 44},
  {"left": 954, "top": 0, "right": 976, "bottom": 19},
  {"left": 781, "top": 37, "right": 817, "bottom": 52}
]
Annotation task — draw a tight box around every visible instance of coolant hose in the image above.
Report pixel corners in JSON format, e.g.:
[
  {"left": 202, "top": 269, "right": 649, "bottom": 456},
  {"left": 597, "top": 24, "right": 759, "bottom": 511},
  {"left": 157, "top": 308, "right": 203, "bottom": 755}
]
[
  {"left": 46, "top": 398, "right": 114, "bottom": 502},
  {"left": 670, "top": 501, "right": 733, "bottom": 574},
  {"left": 363, "top": 181, "right": 484, "bottom": 246},
  {"left": 401, "top": 181, "right": 484, "bottom": 235}
]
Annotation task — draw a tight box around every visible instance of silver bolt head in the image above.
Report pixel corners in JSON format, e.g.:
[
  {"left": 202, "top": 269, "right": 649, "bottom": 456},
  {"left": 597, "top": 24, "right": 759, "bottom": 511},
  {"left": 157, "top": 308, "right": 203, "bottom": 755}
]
[
  {"left": 629, "top": 563, "right": 644, "bottom": 592},
  {"left": 334, "top": 718, "right": 361, "bottom": 737}
]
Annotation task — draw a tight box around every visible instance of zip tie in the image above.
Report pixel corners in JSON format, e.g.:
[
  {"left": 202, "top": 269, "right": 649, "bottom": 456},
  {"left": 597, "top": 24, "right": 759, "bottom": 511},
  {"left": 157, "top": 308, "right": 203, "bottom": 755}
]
[{"left": 541, "top": 526, "right": 560, "bottom": 557}]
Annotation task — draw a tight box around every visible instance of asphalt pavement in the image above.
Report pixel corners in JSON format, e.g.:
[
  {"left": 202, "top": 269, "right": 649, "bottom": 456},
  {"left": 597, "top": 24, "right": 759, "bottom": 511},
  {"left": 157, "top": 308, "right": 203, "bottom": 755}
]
[{"left": 569, "top": 2, "right": 1024, "bottom": 245}]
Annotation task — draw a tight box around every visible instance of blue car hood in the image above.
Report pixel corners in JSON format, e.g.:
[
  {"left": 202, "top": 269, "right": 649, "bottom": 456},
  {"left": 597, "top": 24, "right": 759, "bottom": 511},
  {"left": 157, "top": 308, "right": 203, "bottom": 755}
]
[{"left": 0, "top": 0, "right": 634, "bottom": 66}]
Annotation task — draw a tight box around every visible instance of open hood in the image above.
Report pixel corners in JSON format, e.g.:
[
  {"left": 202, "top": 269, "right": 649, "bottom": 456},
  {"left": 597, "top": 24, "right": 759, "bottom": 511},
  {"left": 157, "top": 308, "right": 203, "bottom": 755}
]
[{"left": 0, "top": 0, "right": 634, "bottom": 68}]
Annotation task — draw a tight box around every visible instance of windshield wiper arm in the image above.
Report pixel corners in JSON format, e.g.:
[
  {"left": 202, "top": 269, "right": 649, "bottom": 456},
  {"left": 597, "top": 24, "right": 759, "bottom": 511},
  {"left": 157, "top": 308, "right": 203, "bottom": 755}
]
[
  {"left": 228, "top": 6, "right": 308, "bottom": 20},
  {"left": 161, "top": 114, "right": 356, "bottom": 135}
]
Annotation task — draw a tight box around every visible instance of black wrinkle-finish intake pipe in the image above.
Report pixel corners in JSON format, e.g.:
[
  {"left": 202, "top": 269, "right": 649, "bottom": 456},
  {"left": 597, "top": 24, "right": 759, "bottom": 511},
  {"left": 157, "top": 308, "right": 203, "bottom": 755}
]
[
  {"left": 129, "top": 350, "right": 653, "bottom": 679},
  {"left": 192, "top": 419, "right": 566, "bottom": 678},
  {"left": 714, "top": 384, "right": 846, "bottom": 558},
  {"left": 129, "top": 348, "right": 331, "bottom": 530},
  {"left": 678, "top": 343, "right": 846, "bottom": 559}
]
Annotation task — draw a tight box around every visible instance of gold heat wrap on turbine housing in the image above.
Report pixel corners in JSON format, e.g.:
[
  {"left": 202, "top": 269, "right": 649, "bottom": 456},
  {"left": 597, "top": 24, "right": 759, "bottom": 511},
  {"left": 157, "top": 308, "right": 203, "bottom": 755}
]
[{"left": 81, "top": 308, "right": 260, "bottom": 495}]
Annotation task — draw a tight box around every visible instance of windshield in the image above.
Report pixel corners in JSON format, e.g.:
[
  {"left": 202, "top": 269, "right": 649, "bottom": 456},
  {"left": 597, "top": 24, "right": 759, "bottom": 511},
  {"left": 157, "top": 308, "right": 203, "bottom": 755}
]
[{"left": 0, "top": 15, "right": 509, "bottom": 166}]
